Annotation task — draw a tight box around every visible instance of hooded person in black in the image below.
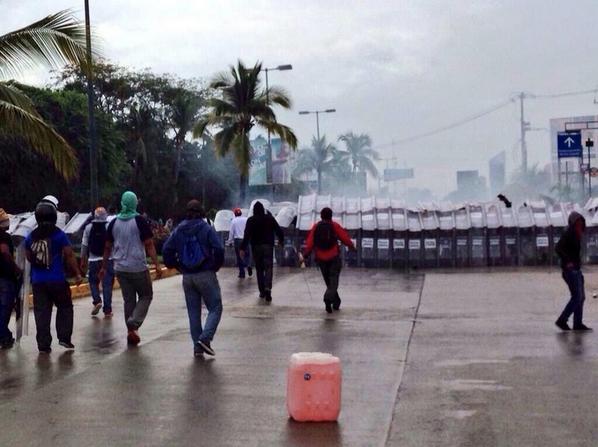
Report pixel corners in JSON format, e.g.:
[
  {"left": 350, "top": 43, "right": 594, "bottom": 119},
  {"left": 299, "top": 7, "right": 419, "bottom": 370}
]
[
  {"left": 240, "top": 201, "right": 284, "bottom": 302},
  {"left": 555, "top": 211, "right": 591, "bottom": 331}
]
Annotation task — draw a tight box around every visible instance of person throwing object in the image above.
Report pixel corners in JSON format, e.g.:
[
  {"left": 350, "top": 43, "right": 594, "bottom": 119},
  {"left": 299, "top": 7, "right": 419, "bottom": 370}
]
[{"left": 302, "top": 207, "right": 356, "bottom": 314}]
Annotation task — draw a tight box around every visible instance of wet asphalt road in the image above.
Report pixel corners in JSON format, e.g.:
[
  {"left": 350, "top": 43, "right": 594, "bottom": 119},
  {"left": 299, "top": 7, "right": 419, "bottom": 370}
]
[
  {"left": 2, "top": 267, "right": 597, "bottom": 446},
  {"left": 0, "top": 268, "right": 421, "bottom": 447}
]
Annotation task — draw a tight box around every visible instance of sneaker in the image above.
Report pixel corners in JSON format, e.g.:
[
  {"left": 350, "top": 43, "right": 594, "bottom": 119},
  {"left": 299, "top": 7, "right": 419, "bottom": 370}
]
[
  {"left": 194, "top": 345, "right": 204, "bottom": 358},
  {"left": 91, "top": 302, "right": 102, "bottom": 316},
  {"left": 38, "top": 347, "right": 52, "bottom": 354},
  {"left": 127, "top": 329, "right": 141, "bottom": 345},
  {"left": 259, "top": 292, "right": 266, "bottom": 299},
  {"left": 0, "top": 338, "right": 15, "bottom": 350},
  {"left": 59, "top": 341, "right": 75, "bottom": 350},
  {"left": 333, "top": 298, "right": 341, "bottom": 311},
  {"left": 555, "top": 320, "right": 570, "bottom": 331},
  {"left": 325, "top": 300, "right": 333, "bottom": 314},
  {"left": 104, "top": 311, "right": 113, "bottom": 318},
  {"left": 264, "top": 289, "right": 272, "bottom": 302},
  {"left": 247, "top": 267, "right": 253, "bottom": 277},
  {"left": 197, "top": 340, "right": 215, "bottom": 356},
  {"left": 573, "top": 324, "right": 593, "bottom": 331}
]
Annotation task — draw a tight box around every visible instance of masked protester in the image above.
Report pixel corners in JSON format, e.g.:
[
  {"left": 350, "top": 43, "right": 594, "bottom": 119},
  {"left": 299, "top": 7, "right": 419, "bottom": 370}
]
[
  {"left": 303, "top": 207, "right": 356, "bottom": 313},
  {"left": 240, "top": 202, "right": 284, "bottom": 302},
  {"left": 101, "top": 191, "right": 162, "bottom": 346},
  {"left": 227, "top": 208, "right": 252, "bottom": 278},
  {"left": 555, "top": 211, "right": 592, "bottom": 331},
  {"left": 25, "top": 199, "right": 82, "bottom": 353},
  {"left": 0, "top": 209, "right": 20, "bottom": 349},
  {"left": 163, "top": 200, "right": 225, "bottom": 357}
]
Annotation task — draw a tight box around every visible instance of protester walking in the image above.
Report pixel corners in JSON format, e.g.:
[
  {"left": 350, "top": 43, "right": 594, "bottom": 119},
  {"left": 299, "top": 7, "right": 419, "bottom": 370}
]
[
  {"left": 0, "top": 209, "right": 20, "bottom": 349},
  {"left": 25, "top": 200, "right": 81, "bottom": 353},
  {"left": 101, "top": 191, "right": 162, "bottom": 346},
  {"left": 227, "top": 208, "right": 252, "bottom": 278},
  {"left": 555, "top": 211, "right": 592, "bottom": 331},
  {"left": 302, "top": 207, "right": 356, "bottom": 313},
  {"left": 163, "top": 200, "right": 224, "bottom": 357},
  {"left": 240, "top": 202, "right": 284, "bottom": 302},
  {"left": 81, "top": 207, "right": 114, "bottom": 317}
]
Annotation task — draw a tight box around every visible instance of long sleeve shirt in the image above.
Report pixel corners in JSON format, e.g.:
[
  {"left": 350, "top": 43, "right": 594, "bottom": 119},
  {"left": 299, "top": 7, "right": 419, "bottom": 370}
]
[
  {"left": 227, "top": 216, "right": 248, "bottom": 244},
  {"left": 304, "top": 220, "right": 355, "bottom": 262},
  {"left": 241, "top": 213, "right": 284, "bottom": 250}
]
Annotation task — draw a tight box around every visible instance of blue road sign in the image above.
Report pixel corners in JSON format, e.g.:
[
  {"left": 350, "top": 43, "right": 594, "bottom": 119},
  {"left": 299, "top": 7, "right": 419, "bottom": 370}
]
[{"left": 557, "top": 131, "right": 582, "bottom": 158}]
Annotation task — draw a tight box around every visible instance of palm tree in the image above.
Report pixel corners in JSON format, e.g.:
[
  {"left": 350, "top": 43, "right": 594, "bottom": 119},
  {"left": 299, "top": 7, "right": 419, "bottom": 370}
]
[
  {"left": 293, "top": 136, "right": 344, "bottom": 194},
  {"left": 0, "top": 10, "right": 88, "bottom": 180},
  {"left": 193, "top": 60, "right": 297, "bottom": 201},
  {"left": 338, "top": 132, "right": 380, "bottom": 177}
]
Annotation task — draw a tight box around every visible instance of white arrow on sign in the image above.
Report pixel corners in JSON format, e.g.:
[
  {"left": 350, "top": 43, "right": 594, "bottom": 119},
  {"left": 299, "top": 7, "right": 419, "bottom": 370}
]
[{"left": 564, "top": 136, "right": 575, "bottom": 147}]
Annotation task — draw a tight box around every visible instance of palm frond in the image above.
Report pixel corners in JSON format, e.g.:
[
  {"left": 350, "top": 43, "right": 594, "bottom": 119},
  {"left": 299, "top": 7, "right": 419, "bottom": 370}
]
[
  {"left": 0, "top": 10, "right": 89, "bottom": 79},
  {"left": 0, "top": 81, "right": 36, "bottom": 112},
  {"left": 255, "top": 120, "right": 298, "bottom": 149},
  {"left": 0, "top": 99, "right": 78, "bottom": 179}
]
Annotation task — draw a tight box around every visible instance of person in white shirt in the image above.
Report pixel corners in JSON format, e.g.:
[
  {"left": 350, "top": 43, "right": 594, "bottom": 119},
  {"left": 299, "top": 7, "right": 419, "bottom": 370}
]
[
  {"left": 227, "top": 208, "right": 252, "bottom": 278},
  {"left": 81, "top": 208, "right": 114, "bottom": 317}
]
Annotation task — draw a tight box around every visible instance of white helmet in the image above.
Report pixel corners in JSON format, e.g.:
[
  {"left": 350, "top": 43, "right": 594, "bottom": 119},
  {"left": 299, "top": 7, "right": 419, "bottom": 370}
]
[{"left": 41, "top": 195, "right": 59, "bottom": 209}]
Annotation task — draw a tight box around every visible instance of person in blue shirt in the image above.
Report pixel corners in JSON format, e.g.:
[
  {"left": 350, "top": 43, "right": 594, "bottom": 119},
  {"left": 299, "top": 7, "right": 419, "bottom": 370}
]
[
  {"left": 25, "top": 200, "right": 81, "bottom": 353},
  {"left": 163, "top": 200, "right": 224, "bottom": 357}
]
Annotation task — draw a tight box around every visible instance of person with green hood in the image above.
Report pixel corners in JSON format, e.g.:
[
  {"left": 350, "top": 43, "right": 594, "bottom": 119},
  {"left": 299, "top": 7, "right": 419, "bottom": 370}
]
[{"left": 100, "top": 191, "right": 162, "bottom": 345}]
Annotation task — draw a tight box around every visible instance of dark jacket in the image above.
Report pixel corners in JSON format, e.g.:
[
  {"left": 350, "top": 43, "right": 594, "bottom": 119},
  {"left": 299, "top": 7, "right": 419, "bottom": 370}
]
[
  {"left": 555, "top": 211, "right": 586, "bottom": 270},
  {"left": 162, "top": 218, "right": 224, "bottom": 273},
  {"left": 241, "top": 202, "right": 284, "bottom": 250}
]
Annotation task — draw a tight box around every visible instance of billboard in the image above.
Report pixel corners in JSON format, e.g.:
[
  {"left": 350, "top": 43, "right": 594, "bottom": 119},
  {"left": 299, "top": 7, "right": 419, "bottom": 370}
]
[{"left": 248, "top": 135, "right": 293, "bottom": 185}]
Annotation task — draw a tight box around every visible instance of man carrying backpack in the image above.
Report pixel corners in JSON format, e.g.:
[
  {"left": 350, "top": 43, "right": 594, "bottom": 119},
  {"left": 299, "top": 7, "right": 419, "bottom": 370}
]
[
  {"left": 240, "top": 201, "right": 284, "bottom": 302},
  {"left": 81, "top": 207, "right": 114, "bottom": 317},
  {"left": 303, "top": 207, "right": 356, "bottom": 313},
  {"left": 100, "top": 191, "right": 162, "bottom": 346},
  {"left": 162, "top": 200, "right": 224, "bottom": 357},
  {"left": 25, "top": 199, "right": 82, "bottom": 353}
]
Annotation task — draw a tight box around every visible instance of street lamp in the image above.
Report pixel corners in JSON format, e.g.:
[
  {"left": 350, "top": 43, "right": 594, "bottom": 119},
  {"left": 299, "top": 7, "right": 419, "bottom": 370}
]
[
  {"left": 263, "top": 64, "right": 292, "bottom": 184},
  {"left": 298, "top": 109, "right": 336, "bottom": 140},
  {"left": 84, "top": 0, "right": 98, "bottom": 208}
]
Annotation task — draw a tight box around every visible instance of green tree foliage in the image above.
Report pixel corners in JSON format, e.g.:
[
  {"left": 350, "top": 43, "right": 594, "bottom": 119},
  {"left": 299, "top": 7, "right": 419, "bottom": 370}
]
[
  {"left": 337, "top": 132, "right": 379, "bottom": 177},
  {"left": 194, "top": 60, "right": 297, "bottom": 201},
  {"left": 292, "top": 136, "right": 346, "bottom": 194},
  {"left": 0, "top": 10, "right": 89, "bottom": 180}
]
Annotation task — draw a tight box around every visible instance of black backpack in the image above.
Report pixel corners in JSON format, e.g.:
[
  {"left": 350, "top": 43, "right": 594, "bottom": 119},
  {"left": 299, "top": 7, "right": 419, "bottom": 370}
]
[
  {"left": 88, "top": 222, "right": 107, "bottom": 257},
  {"left": 313, "top": 221, "right": 338, "bottom": 250}
]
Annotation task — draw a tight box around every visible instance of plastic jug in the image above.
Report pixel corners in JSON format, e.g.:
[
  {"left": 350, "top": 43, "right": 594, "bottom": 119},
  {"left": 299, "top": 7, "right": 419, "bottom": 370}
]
[{"left": 287, "top": 352, "right": 342, "bottom": 422}]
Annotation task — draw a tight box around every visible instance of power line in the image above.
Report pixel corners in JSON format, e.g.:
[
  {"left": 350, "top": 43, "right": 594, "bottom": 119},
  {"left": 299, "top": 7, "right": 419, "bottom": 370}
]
[{"left": 529, "top": 88, "right": 598, "bottom": 99}]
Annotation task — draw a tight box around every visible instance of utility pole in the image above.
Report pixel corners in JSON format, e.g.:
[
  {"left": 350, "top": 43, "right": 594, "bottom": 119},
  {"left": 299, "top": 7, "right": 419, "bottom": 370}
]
[
  {"left": 84, "top": 0, "right": 98, "bottom": 208},
  {"left": 518, "top": 92, "right": 530, "bottom": 173}
]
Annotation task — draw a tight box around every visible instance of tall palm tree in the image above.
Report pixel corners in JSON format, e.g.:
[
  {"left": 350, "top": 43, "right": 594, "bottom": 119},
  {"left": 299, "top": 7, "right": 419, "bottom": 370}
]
[
  {"left": 338, "top": 132, "right": 380, "bottom": 177},
  {"left": 193, "top": 60, "right": 297, "bottom": 201},
  {"left": 0, "top": 10, "right": 88, "bottom": 180},
  {"left": 293, "top": 136, "right": 344, "bottom": 194}
]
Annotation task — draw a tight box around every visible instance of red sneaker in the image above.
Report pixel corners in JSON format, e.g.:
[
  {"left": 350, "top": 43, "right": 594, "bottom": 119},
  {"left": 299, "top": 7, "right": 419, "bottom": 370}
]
[{"left": 127, "top": 329, "right": 140, "bottom": 345}]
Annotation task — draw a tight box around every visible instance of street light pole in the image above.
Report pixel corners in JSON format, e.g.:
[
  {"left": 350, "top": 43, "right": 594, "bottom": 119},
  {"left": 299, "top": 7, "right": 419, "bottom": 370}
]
[
  {"left": 84, "top": 0, "right": 98, "bottom": 208},
  {"left": 298, "top": 108, "right": 336, "bottom": 142},
  {"left": 263, "top": 64, "right": 292, "bottom": 185}
]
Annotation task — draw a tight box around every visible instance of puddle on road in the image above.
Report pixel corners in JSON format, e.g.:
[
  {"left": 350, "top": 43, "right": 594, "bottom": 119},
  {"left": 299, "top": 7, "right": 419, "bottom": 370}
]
[
  {"left": 443, "top": 379, "right": 512, "bottom": 392},
  {"left": 445, "top": 409, "right": 477, "bottom": 419},
  {"left": 436, "top": 359, "right": 510, "bottom": 367}
]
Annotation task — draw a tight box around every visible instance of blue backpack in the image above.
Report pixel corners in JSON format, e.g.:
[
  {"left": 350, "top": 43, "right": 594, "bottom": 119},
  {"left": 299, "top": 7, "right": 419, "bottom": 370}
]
[{"left": 179, "top": 226, "right": 208, "bottom": 271}]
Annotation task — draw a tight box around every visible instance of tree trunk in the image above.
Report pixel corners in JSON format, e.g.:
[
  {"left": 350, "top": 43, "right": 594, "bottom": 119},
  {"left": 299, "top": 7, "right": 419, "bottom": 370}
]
[
  {"left": 240, "top": 172, "right": 247, "bottom": 203},
  {"left": 317, "top": 168, "right": 322, "bottom": 194}
]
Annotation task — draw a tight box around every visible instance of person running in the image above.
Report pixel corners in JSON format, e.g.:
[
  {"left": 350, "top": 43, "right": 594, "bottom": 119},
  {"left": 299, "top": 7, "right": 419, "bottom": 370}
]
[
  {"left": 25, "top": 200, "right": 81, "bottom": 353},
  {"left": 81, "top": 207, "right": 114, "bottom": 317},
  {"left": 0, "top": 209, "right": 20, "bottom": 349},
  {"left": 240, "top": 202, "right": 284, "bottom": 302},
  {"left": 100, "top": 191, "right": 162, "bottom": 346},
  {"left": 555, "top": 211, "right": 592, "bottom": 331},
  {"left": 163, "top": 200, "right": 224, "bottom": 357},
  {"left": 227, "top": 208, "right": 252, "bottom": 278},
  {"left": 302, "top": 207, "right": 356, "bottom": 313}
]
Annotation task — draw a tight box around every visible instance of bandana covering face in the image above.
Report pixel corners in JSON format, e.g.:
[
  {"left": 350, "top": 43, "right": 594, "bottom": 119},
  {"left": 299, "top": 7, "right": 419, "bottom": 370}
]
[{"left": 117, "top": 191, "right": 140, "bottom": 220}]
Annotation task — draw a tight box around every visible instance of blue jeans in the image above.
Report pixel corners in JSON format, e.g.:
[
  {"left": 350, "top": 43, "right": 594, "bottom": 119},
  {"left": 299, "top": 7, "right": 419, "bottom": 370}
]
[
  {"left": 182, "top": 271, "right": 222, "bottom": 345},
  {"left": 558, "top": 269, "right": 586, "bottom": 327},
  {"left": 0, "top": 278, "right": 16, "bottom": 343},
  {"left": 89, "top": 260, "right": 114, "bottom": 313},
  {"left": 233, "top": 239, "right": 251, "bottom": 277}
]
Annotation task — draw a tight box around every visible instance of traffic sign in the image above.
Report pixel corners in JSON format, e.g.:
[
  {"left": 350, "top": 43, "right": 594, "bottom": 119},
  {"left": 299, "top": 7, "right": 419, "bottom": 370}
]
[{"left": 557, "top": 131, "right": 582, "bottom": 158}]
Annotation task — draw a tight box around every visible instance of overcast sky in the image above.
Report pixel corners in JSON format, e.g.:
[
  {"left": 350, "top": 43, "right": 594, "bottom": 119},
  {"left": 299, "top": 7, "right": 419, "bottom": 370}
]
[{"left": 4, "top": 0, "right": 598, "bottom": 196}]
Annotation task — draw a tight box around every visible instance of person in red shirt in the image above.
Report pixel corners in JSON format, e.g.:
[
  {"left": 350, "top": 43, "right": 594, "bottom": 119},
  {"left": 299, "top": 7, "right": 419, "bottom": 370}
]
[{"left": 303, "top": 207, "right": 356, "bottom": 313}]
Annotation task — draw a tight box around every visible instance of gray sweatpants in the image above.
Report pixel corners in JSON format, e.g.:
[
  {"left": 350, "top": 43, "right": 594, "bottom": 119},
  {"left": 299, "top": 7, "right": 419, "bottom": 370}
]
[{"left": 116, "top": 270, "right": 153, "bottom": 330}]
